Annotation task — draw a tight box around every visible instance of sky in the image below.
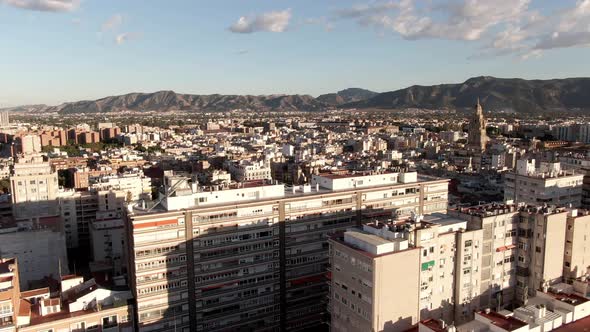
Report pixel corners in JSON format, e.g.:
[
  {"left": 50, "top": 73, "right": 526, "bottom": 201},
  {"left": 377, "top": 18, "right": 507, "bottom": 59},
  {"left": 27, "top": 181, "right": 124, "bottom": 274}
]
[{"left": 1, "top": 0, "right": 590, "bottom": 107}]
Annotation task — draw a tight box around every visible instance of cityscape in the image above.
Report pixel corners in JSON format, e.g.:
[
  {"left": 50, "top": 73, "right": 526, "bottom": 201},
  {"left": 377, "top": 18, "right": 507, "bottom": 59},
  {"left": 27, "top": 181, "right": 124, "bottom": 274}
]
[{"left": 2, "top": 1, "right": 590, "bottom": 332}]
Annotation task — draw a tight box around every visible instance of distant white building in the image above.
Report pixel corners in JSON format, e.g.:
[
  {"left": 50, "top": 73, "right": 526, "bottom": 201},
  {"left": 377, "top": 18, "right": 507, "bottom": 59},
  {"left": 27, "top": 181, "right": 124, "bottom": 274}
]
[
  {"left": 0, "top": 112, "right": 9, "bottom": 127},
  {"left": 440, "top": 130, "right": 460, "bottom": 143},
  {"left": 505, "top": 159, "right": 584, "bottom": 207},
  {"left": 311, "top": 171, "right": 417, "bottom": 191},
  {"left": 226, "top": 160, "right": 272, "bottom": 182},
  {"left": 90, "top": 171, "right": 152, "bottom": 202}
]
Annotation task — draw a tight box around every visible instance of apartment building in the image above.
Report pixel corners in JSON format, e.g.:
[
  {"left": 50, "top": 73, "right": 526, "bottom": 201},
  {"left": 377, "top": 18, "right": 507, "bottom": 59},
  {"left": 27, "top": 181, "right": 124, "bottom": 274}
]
[
  {"left": 58, "top": 172, "right": 148, "bottom": 250},
  {"left": 16, "top": 275, "right": 134, "bottom": 332},
  {"left": 409, "top": 214, "right": 484, "bottom": 324},
  {"left": 0, "top": 219, "right": 68, "bottom": 290},
  {"left": 449, "top": 204, "right": 521, "bottom": 310},
  {"left": 504, "top": 160, "right": 583, "bottom": 208},
  {"left": 9, "top": 156, "right": 59, "bottom": 220},
  {"left": 516, "top": 208, "right": 568, "bottom": 303},
  {"left": 449, "top": 204, "right": 579, "bottom": 308},
  {"left": 563, "top": 210, "right": 590, "bottom": 282},
  {"left": 58, "top": 190, "right": 99, "bottom": 249},
  {"left": 328, "top": 213, "right": 485, "bottom": 330},
  {"left": 13, "top": 135, "right": 41, "bottom": 156},
  {"left": 90, "top": 210, "right": 127, "bottom": 276},
  {"left": 561, "top": 155, "right": 590, "bottom": 209},
  {"left": 126, "top": 171, "right": 449, "bottom": 332},
  {"left": 90, "top": 172, "right": 152, "bottom": 203},
  {"left": 0, "top": 258, "right": 20, "bottom": 332},
  {"left": 226, "top": 160, "right": 272, "bottom": 182},
  {"left": 329, "top": 227, "right": 420, "bottom": 332}
]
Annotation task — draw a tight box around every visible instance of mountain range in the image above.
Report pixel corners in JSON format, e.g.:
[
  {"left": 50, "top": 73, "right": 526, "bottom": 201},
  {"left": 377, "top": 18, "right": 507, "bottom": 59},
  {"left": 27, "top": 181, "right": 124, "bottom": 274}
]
[
  {"left": 349, "top": 76, "right": 590, "bottom": 112},
  {"left": 5, "top": 76, "right": 590, "bottom": 113},
  {"left": 316, "top": 88, "right": 379, "bottom": 105}
]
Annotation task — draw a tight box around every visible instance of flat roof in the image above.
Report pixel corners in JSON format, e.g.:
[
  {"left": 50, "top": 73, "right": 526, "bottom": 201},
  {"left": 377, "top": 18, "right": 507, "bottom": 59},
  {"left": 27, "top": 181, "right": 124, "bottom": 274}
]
[
  {"left": 545, "top": 290, "right": 589, "bottom": 305},
  {"left": 135, "top": 174, "right": 448, "bottom": 215},
  {"left": 421, "top": 213, "right": 465, "bottom": 227},
  {"left": 345, "top": 231, "right": 392, "bottom": 247},
  {"left": 478, "top": 310, "right": 528, "bottom": 331},
  {"left": 315, "top": 171, "right": 401, "bottom": 179}
]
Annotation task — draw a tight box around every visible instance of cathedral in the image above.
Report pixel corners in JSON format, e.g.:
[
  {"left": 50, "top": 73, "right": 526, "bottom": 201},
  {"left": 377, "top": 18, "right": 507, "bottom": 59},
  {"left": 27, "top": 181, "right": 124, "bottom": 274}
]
[{"left": 467, "top": 98, "right": 488, "bottom": 151}]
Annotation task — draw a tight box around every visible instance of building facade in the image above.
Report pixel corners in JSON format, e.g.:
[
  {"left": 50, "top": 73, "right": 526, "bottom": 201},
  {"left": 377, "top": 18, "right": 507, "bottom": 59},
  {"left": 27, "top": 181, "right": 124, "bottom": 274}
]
[
  {"left": 504, "top": 160, "right": 583, "bottom": 208},
  {"left": 126, "top": 171, "right": 449, "bottom": 332}
]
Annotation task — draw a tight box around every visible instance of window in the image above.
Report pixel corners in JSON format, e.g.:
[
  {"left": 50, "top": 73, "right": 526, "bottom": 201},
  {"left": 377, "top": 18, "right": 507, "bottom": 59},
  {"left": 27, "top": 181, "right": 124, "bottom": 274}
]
[
  {"left": 535, "top": 246, "right": 542, "bottom": 253},
  {"left": 102, "top": 315, "right": 118, "bottom": 328},
  {"left": 0, "top": 302, "right": 11, "bottom": 315},
  {"left": 70, "top": 322, "right": 85, "bottom": 332},
  {"left": 465, "top": 240, "right": 472, "bottom": 247}
]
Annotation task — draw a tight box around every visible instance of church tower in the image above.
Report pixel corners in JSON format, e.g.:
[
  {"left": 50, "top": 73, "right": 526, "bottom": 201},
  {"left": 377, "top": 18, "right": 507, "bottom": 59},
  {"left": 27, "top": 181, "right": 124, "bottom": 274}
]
[{"left": 467, "top": 98, "right": 488, "bottom": 151}]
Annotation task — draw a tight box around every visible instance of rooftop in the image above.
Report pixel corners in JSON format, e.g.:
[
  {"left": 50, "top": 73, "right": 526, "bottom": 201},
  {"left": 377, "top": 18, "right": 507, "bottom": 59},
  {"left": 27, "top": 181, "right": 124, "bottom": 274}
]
[
  {"left": 477, "top": 310, "right": 528, "bottom": 331},
  {"left": 545, "top": 290, "right": 589, "bottom": 305},
  {"left": 420, "top": 319, "right": 448, "bottom": 332},
  {"left": 452, "top": 202, "right": 569, "bottom": 218}
]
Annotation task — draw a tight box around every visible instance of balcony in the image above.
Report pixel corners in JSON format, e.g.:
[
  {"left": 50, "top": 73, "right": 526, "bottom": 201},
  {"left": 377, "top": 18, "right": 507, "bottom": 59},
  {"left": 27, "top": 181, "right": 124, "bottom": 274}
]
[
  {"left": 196, "top": 245, "right": 279, "bottom": 262},
  {"left": 516, "top": 266, "right": 530, "bottom": 277},
  {"left": 195, "top": 234, "right": 277, "bottom": 250},
  {"left": 198, "top": 279, "right": 279, "bottom": 299}
]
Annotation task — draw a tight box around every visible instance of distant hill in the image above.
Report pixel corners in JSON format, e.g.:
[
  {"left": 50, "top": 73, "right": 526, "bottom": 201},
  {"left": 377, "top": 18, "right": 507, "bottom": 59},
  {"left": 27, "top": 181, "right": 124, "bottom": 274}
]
[
  {"left": 0, "top": 104, "right": 48, "bottom": 113},
  {"left": 9, "top": 77, "right": 590, "bottom": 114},
  {"left": 317, "top": 88, "right": 378, "bottom": 105},
  {"left": 47, "top": 91, "right": 326, "bottom": 113},
  {"left": 347, "top": 76, "right": 590, "bottom": 112}
]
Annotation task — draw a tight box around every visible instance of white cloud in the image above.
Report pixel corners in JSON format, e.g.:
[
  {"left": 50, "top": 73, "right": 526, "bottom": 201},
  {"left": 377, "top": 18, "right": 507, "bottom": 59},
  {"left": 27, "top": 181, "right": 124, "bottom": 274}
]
[
  {"left": 337, "top": 0, "right": 531, "bottom": 41},
  {"left": 337, "top": 0, "right": 590, "bottom": 59},
  {"left": 535, "top": 31, "right": 590, "bottom": 50},
  {"left": 115, "top": 32, "right": 140, "bottom": 45},
  {"left": 102, "top": 14, "right": 123, "bottom": 32},
  {"left": 304, "top": 17, "right": 334, "bottom": 32},
  {"left": 229, "top": 9, "right": 291, "bottom": 33},
  {"left": 520, "top": 49, "right": 543, "bottom": 60},
  {"left": 0, "top": 0, "right": 78, "bottom": 12}
]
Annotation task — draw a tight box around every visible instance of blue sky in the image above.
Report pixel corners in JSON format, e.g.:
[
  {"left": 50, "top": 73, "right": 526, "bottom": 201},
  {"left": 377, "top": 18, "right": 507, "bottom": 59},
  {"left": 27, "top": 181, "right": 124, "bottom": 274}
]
[{"left": 1, "top": 0, "right": 590, "bottom": 106}]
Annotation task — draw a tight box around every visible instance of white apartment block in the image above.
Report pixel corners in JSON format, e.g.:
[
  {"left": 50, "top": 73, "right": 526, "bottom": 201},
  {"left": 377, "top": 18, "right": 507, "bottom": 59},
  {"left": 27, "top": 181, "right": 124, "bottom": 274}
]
[
  {"left": 10, "top": 156, "right": 59, "bottom": 220},
  {"left": 226, "top": 160, "right": 272, "bottom": 182},
  {"left": 331, "top": 203, "right": 590, "bottom": 332},
  {"left": 90, "top": 171, "right": 152, "bottom": 202},
  {"left": 505, "top": 160, "right": 583, "bottom": 208},
  {"left": 410, "top": 214, "right": 484, "bottom": 324}
]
